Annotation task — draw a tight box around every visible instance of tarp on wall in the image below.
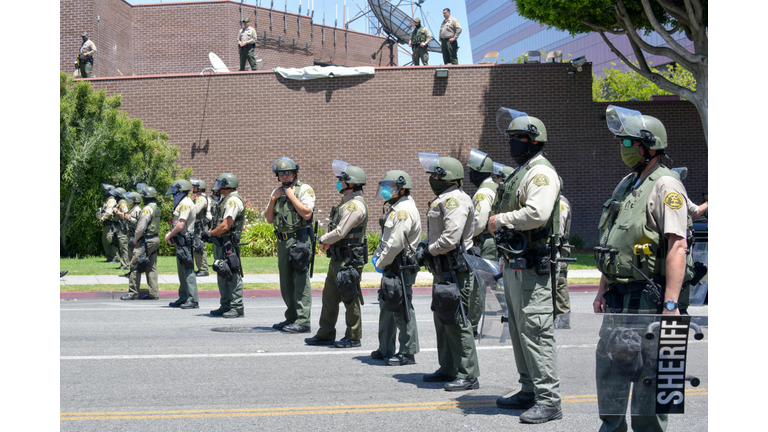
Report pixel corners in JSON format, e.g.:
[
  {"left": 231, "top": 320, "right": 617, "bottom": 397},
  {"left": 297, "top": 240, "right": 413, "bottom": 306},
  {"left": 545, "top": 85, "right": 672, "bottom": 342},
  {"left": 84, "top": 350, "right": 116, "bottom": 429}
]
[{"left": 273, "top": 66, "right": 375, "bottom": 80}]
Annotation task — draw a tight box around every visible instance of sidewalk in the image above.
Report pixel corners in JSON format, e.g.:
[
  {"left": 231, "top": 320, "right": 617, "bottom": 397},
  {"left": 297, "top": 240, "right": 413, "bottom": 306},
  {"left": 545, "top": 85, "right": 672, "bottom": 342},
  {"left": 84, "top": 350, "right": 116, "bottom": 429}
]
[{"left": 59, "top": 270, "right": 601, "bottom": 300}]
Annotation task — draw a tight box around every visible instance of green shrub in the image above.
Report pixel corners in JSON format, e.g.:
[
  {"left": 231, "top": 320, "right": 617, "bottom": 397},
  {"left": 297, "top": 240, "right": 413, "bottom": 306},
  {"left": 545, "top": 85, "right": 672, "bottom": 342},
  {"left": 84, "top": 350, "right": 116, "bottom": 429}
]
[{"left": 568, "top": 233, "right": 585, "bottom": 249}]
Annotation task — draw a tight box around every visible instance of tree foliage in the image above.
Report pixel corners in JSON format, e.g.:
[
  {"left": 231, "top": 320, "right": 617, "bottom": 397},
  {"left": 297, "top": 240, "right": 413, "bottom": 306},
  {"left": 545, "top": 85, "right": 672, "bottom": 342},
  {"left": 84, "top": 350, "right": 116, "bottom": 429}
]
[
  {"left": 515, "top": 0, "right": 708, "bottom": 143},
  {"left": 593, "top": 61, "right": 696, "bottom": 101},
  {"left": 60, "top": 72, "right": 183, "bottom": 256}
]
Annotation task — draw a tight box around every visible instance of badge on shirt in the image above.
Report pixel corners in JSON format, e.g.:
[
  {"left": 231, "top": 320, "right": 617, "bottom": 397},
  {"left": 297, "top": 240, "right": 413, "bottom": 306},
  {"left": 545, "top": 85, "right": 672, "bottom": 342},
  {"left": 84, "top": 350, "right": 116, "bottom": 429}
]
[
  {"left": 560, "top": 203, "right": 566, "bottom": 212},
  {"left": 228, "top": 200, "right": 238, "bottom": 207},
  {"left": 663, "top": 192, "right": 684, "bottom": 209},
  {"left": 397, "top": 210, "right": 408, "bottom": 220},
  {"left": 142, "top": 208, "right": 150, "bottom": 216},
  {"left": 445, "top": 198, "right": 460, "bottom": 210},
  {"left": 345, "top": 202, "right": 358, "bottom": 212},
  {"left": 474, "top": 193, "right": 485, "bottom": 202},
  {"left": 306, "top": 188, "right": 315, "bottom": 198},
  {"left": 180, "top": 204, "right": 189, "bottom": 212},
  {"left": 532, "top": 174, "right": 550, "bottom": 186}
]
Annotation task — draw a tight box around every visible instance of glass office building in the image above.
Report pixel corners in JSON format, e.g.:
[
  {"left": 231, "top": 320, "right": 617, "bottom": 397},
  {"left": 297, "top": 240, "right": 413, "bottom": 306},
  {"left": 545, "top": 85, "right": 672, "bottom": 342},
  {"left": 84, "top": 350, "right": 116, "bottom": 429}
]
[{"left": 465, "top": 0, "right": 695, "bottom": 73}]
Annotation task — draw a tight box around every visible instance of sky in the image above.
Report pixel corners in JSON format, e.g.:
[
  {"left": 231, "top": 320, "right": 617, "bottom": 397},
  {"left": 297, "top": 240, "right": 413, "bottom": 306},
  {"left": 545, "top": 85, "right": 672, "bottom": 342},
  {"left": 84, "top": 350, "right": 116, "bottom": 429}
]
[{"left": 127, "top": 0, "right": 473, "bottom": 65}]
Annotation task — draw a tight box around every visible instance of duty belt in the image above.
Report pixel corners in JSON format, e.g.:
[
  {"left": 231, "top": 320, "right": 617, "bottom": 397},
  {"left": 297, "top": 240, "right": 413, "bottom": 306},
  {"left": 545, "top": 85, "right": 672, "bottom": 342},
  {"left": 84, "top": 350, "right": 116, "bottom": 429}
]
[
  {"left": 275, "top": 228, "right": 309, "bottom": 241},
  {"left": 144, "top": 234, "right": 159, "bottom": 239},
  {"left": 473, "top": 232, "right": 493, "bottom": 246}
]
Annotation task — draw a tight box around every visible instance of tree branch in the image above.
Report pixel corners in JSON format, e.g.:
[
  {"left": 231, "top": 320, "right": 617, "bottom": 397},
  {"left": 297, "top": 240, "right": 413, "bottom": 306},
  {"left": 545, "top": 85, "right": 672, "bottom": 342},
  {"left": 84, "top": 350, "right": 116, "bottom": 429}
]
[
  {"left": 640, "top": 0, "right": 698, "bottom": 58},
  {"left": 581, "top": 20, "right": 626, "bottom": 35}
]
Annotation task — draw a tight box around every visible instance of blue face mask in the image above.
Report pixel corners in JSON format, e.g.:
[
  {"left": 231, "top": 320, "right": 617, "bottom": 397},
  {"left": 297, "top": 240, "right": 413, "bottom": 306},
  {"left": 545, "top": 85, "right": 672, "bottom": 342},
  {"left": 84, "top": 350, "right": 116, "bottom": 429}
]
[
  {"left": 380, "top": 186, "right": 393, "bottom": 201},
  {"left": 336, "top": 180, "right": 343, "bottom": 193}
]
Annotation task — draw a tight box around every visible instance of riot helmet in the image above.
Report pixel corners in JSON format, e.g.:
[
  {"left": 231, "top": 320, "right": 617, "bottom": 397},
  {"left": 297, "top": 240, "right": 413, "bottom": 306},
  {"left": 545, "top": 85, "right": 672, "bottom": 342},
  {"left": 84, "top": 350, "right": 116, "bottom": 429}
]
[
  {"left": 137, "top": 183, "right": 157, "bottom": 199},
  {"left": 419, "top": 153, "right": 464, "bottom": 181},
  {"left": 190, "top": 178, "right": 207, "bottom": 191},
  {"left": 606, "top": 105, "right": 667, "bottom": 151},
  {"left": 213, "top": 173, "right": 239, "bottom": 191},
  {"left": 497, "top": 107, "right": 548, "bottom": 143},
  {"left": 376, "top": 170, "right": 412, "bottom": 200},
  {"left": 166, "top": 179, "right": 192, "bottom": 195},
  {"left": 467, "top": 148, "right": 493, "bottom": 187},
  {"left": 122, "top": 191, "right": 135, "bottom": 204},
  {"left": 271, "top": 157, "right": 299, "bottom": 176},
  {"left": 130, "top": 192, "right": 143, "bottom": 205},
  {"left": 332, "top": 160, "right": 366, "bottom": 185}
]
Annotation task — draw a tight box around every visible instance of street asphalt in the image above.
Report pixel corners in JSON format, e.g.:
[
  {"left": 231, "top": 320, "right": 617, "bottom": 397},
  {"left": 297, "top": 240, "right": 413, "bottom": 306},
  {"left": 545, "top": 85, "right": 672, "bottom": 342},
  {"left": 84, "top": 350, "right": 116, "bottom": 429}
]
[{"left": 60, "top": 282, "right": 708, "bottom": 431}]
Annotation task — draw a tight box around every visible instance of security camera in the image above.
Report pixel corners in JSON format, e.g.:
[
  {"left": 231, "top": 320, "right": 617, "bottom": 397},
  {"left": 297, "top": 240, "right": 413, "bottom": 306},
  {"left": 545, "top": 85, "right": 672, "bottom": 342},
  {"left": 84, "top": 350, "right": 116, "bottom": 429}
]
[{"left": 571, "top": 56, "right": 586, "bottom": 67}]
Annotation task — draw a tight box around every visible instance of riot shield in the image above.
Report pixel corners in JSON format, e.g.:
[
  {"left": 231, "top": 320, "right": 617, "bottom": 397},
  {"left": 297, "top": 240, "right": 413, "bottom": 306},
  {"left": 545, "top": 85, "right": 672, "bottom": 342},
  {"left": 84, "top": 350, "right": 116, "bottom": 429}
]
[
  {"left": 689, "top": 241, "right": 708, "bottom": 305},
  {"left": 556, "top": 313, "right": 707, "bottom": 417},
  {"left": 463, "top": 253, "right": 510, "bottom": 345}
]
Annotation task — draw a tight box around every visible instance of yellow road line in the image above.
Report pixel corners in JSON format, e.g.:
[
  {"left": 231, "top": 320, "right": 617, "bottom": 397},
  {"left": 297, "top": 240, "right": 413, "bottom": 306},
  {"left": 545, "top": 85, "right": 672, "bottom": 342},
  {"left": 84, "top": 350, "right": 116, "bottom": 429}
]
[{"left": 61, "top": 390, "right": 708, "bottom": 421}]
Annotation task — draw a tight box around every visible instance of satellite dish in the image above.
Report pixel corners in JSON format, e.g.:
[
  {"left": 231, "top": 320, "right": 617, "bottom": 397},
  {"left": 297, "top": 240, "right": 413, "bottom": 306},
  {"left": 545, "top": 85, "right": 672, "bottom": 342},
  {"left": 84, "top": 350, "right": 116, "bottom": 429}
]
[
  {"left": 367, "top": 0, "right": 440, "bottom": 53},
  {"left": 208, "top": 52, "right": 229, "bottom": 73}
]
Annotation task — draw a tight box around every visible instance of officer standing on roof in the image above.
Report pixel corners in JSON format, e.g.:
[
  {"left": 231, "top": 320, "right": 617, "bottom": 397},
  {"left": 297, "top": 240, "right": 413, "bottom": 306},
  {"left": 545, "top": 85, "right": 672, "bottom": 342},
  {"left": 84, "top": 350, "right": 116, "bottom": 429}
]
[
  {"left": 370, "top": 170, "right": 421, "bottom": 365},
  {"left": 488, "top": 108, "right": 563, "bottom": 424},
  {"left": 305, "top": 161, "right": 368, "bottom": 348},
  {"left": 238, "top": 18, "right": 258, "bottom": 71}
]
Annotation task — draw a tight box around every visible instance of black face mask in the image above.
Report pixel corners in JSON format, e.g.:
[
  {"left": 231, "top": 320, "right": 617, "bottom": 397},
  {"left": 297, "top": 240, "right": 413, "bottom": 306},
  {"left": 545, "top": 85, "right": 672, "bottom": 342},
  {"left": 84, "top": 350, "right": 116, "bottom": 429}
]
[
  {"left": 469, "top": 170, "right": 491, "bottom": 188},
  {"left": 509, "top": 138, "right": 534, "bottom": 165},
  {"left": 429, "top": 177, "right": 454, "bottom": 196}
]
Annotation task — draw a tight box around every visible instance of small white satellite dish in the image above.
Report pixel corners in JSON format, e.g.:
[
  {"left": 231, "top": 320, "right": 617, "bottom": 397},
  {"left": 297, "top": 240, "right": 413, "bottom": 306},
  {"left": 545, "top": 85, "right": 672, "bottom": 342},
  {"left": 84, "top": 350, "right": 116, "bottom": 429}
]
[{"left": 208, "top": 52, "right": 229, "bottom": 73}]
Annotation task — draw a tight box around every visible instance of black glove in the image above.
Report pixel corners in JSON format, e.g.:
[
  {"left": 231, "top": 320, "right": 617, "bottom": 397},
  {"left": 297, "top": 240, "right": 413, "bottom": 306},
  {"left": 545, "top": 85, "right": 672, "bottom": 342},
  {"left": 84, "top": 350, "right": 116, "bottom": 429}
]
[
  {"left": 201, "top": 231, "right": 212, "bottom": 243},
  {"left": 415, "top": 241, "right": 428, "bottom": 266}
]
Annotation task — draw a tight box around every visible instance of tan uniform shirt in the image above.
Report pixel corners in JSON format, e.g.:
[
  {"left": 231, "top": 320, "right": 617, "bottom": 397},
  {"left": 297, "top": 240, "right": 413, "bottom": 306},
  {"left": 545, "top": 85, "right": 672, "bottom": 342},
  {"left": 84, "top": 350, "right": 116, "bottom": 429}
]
[
  {"left": 439, "top": 16, "right": 462, "bottom": 40},
  {"left": 134, "top": 204, "right": 155, "bottom": 239},
  {"left": 113, "top": 199, "right": 129, "bottom": 222},
  {"left": 616, "top": 169, "right": 689, "bottom": 238},
  {"left": 320, "top": 191, "right": 367, "bottom": 245},
  {"left": 471, "top": 178, "right": 497, "bottom": 237},
  {"left": 99, "top": 197, "right": 117, "bottom": 222},
  {"left": 220, "top": 192, "right": 245, "bottom": 230},
  {"left": 238, "top": 26, "right": 258, "bottom": 45},
  {"left": 493, "top": 153, "right": 561, "bottom": 231},
  {"left": 194, "top": 193, "right": 211, "bottom": 221},
  {"left": 427, "top": 185, "right": 475, "bottom": 256},
  {"left": 558, "top": 197, "right": 570, "bottom": 238},
  {"left": 128, "top": 204, "right": 142, "bottom": 225},
  {"left": 173, "top": 196, "right": 197, "bottom": 234},
  {"left": 80, "top": 40, "right": 97, "bottom": 57},
  {"left": 373, "top": 195, "right": 422, "bottom": 268}
]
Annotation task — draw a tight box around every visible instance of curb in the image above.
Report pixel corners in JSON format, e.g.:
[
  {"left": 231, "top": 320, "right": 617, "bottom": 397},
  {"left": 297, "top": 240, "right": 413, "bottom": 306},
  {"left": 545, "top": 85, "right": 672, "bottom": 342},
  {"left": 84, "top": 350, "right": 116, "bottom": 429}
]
[{"left": 59, "top": 284, "right": 598, "bottom": 300}]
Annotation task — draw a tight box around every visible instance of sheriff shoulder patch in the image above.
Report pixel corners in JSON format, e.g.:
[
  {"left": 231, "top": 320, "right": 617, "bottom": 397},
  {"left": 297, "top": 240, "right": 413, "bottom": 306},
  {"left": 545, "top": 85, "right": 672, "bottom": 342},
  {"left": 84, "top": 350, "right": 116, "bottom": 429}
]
[
  {"left": 663, "top": 192, "right": 684, "bottom": 209},
  {"left": 474, "top": 193, "right": 486, "bottom": 202},
  {"left": 180, "top": 204, "right": 188, "bottom": 212},
  {"left": 306, "top": 188, "right": 315, "bottom": 198},
  {"left": 142, "top": 208, "right": 150, "bottom": 215},
  {"left": 560, "top": 203, "right": 566, "bottom": 212},
  {"left": 532, "top": 174, "right": 550, "bottom": 186},
  {"left": 397, "top": 210, "right": 408, "bottom": 220},
  {"left": 445, "top": 198, "right": 460, "bottom": 210},
  {"left": 228, "top": 200, "right": 238, "bottom": 207},
  {"left": 346, "top": 202, "right": 358, "bottom": 212}
]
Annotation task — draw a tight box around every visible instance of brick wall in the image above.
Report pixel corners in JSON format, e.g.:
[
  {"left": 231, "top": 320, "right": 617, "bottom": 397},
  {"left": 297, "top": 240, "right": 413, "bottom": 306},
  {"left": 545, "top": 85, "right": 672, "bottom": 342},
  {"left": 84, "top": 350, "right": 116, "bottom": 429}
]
[
  {"left": 61, "top": 0, "right": 394, "bottom": 77},
  {"left": 89, "top": 62, "right": 707, "bottom": 246}
]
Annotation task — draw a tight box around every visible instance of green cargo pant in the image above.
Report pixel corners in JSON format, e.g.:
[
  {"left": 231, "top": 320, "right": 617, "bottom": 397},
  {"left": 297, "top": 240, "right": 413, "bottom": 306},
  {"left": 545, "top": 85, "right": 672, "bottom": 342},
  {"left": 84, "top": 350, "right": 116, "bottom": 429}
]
[
  {"left": 79, "top": 61, "right": 93, "bottom": 78},
  {"left": 316, "top": 258, "right": 362, "bottom": 341},
  {"left": 468, "top": 235, "right": 498, "bottom": 335},
  {"left": 116, "top": 226, "right": 130, "bottom": 268},
  {"left": 412, "top": 46, "right": 429, "bottom": 65},
  {"left": 213, "top": 243, "right": 243, "bottom": 311},
  {"left": 432, "top": 270, "right": 479, "bottom": 380},
  {"left": 102, "top": 224, "right": 118, "bottom": 262},
  {"left": 440, "top": 38, "right": 459, "bottom": 64},
  {"left": 503, "top": 265, "right": 561, "bottom": 405},
  {"left": 240, "top": 46, "right": 256, "bottom": 71},
  {"left": 176, "top": 239, "right": 198, "bottom": 303},
  {"left": 194, "top": 234, "right": 208, "bottom": 274},
  {"left": 128, "top": 236, "right": 159, "bottom": 298},
  {"left": 376, "top": 268, "right": 420, "bottom": 357},
  {"left": 277, "top": 237, "right": 312, "bottom": 326}
]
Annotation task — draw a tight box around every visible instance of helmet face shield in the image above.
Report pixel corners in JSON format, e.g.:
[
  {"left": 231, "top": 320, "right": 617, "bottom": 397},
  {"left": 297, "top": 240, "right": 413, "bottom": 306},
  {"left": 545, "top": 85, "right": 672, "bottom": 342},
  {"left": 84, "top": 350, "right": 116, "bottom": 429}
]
[
  {"left": 496, "top": 107, "right": 528, "bottom": 134},
  {"left": 122, "top": 192, "right": 134, "bottom": 202},
  {"left": 137, "top": 183, "right": 148, "bottom": 195},
  {"left": 101, "top": 183, "right": 114, "bottom": 191},
  {"left": 166, "top": 184, "right": 179, "bottom": 195},
  {"left": 332, "top": 159, "right": 350, "bottom": 180},
  {"left": 190, "top": 177, "right": 201, "bottom": 187},
  {"left": 606, "top": 105, "right": 646, "bottom": 138},
  {"left": 418, "top": 152, "right": 440, "bottom": 173},
  {"left": 467, "top": 148, "right": 489, "bottom": 171},
  {"left": 376, "top": 180, "right": 400, "bottom": 200},
  {"left": 213, "top": 178, "right": 227, "bottom": 191},
  {"left": 492, "top": 162, "right": 506, "bottom": 177}
]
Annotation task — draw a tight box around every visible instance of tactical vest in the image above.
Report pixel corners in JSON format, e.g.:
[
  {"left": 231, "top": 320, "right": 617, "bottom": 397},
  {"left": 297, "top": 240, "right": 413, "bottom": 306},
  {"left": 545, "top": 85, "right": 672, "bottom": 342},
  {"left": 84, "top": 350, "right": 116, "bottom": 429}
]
[
  {"left": 411, "top": 27, "right": 428, "bottom": 44},
  {"left": 495, "top": 157, "right": 560, "bottom": 250},
  {"left": 597, "top": 164, "right": 693, "bottom": 284},
  {"left": 329, "top": 194, "right": 369, "bottom": 246},
  {"left": 273, "top": 181, "right": 309, "bottom": 233},
  {"left": 215, "top": 191, "right": 246, "bottom": 237},
  {"left": 146, "top": 202, "right": 161, "bottom": 235},
  {"left": 111, "top": 198, "right": 125, "bottom": 222}
]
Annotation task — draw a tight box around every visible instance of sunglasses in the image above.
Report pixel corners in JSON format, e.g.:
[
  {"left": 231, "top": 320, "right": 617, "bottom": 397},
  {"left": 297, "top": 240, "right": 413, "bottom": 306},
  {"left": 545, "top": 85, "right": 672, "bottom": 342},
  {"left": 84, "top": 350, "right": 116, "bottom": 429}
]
[
  {"left": 621, "top": 139, "right": 639, "bottom": 147},
  {"left": 276, "top": 171, "right": 293, "bottom": 177}
]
